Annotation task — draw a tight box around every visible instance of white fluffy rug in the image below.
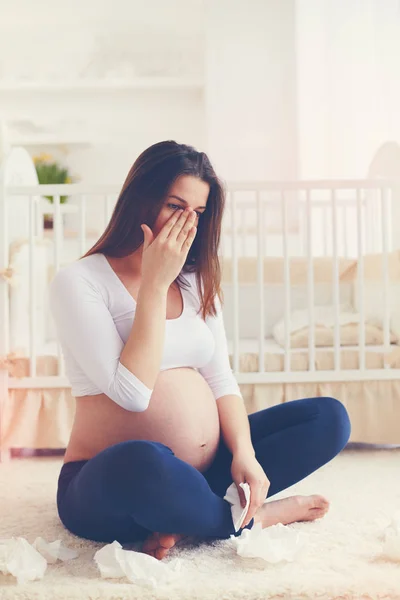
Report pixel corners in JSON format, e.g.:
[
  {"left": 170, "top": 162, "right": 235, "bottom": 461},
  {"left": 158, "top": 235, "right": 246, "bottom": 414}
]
[{"left": 1, "top": 448, "right": 400, "bottom": 600}]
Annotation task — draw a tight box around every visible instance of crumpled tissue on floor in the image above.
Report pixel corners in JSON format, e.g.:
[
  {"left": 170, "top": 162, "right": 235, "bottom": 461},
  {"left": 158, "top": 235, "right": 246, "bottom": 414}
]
[
  {"left": 224, "top": 481, "right": 308, "bottom": 563},
  {"left": 94, "top": 540, "right": 182, "bottom": 588},
  {"left": 0, "top": 537, "right": 78, "bottom": 584}
]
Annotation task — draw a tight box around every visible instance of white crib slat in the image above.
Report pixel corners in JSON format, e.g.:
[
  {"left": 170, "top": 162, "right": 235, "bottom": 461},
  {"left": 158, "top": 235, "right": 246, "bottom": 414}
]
[
  {"left": 53, "top": 195, "right": 62, "bottom": 272},
  {"left": 53, "top": 195, "right": 64, "bottom": 374},
  {"left": 331, "top": 189, "right": 340, "bottom": 370},
  {"left": 240, "top": 206, "right": 246, "bottom": 257},
  {"left": 381, "top": 187, "right": 391, "bottom": 362},
  {"left": 357, "top": 189, "right": 366, "bottom": 370},
  {"left": 342, "top": 206, "right": 348, "bottom": 258},
  {"left": 0, "top": 179, "right": 10, "bottom": 356},
  {"left": 263, "top": 200, "right": 268, "bottom": 257},
  {"left": 367, "top": 190, "right": 375, "bottom": 254},
  {"left": 57, "top": 347, "right": 66, "bottom": 377},
  {"left": 0, "top": 166, "right": 10, "bottom": 459},
  {"left": 230, "top": 192, "right": 239, "bottom": 373},
  {"left": 28, "top": 196, "right": 37, "bottom": 377},
  {"left": 256, "top": 192, "right": 265, "bottom": 373},
  {"left": 79, "top": 195, "right": 87, "bottom": 255},
  {"left": 323, "top": 208, "right": 328, "bottom": 256},
  {"left": 282, "top": 191, "right": 291, "bottom": 372},
  {"left": 306, "top": 190, "right": 315, "bottom": 371},
  {"left": 35, "top": 196, "right": 43, "bottom": 239},
  {"left": 387, "top": 186, "right": 393, "bottom": 252},
  {"left": 300, "top": 204, "right": 306, "bottom": 258}
]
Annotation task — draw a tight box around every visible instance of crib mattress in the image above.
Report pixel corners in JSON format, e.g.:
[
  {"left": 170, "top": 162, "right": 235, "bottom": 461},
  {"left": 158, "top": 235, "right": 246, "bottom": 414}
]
[{"left": 227, "top": 338, "right": 397, "bottom": 373}]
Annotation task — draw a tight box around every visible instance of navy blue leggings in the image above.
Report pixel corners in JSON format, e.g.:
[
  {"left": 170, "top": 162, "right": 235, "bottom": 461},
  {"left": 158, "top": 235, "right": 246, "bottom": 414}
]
[{"left": 57, "top": 397, "right": 351, "bottom": 544}]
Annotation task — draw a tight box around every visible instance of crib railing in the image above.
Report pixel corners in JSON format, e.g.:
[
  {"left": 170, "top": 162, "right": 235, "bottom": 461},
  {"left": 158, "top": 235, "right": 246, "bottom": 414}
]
[
  {"left": 222, "top": 180, "right": 397, "bottom": 382},
  {"left": 222, "top": 182, "right": 392, "bottom": 258},
  {"left": 1, "top": 179, "right": 400, "bottom": 390}
]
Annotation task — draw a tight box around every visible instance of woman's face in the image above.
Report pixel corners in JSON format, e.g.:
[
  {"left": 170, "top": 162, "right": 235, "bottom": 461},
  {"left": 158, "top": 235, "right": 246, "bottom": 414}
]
[{"left": 152, "top": 175, "right": 210, "bottom": 237}]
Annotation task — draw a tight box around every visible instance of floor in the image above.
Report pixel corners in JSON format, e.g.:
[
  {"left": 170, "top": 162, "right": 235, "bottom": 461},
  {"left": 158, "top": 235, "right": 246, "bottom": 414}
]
[{"left": 0, "top": 447, "right": 400, "bottom": 600}]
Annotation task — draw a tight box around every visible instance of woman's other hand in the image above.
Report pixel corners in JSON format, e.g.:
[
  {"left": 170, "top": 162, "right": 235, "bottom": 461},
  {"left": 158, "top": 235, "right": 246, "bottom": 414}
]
[{"left": 230, "top": 451, "right": 270, "bottom": 528}]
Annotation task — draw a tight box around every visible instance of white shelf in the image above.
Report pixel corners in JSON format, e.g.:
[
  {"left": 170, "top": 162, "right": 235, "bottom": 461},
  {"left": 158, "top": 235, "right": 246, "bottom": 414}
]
[
  {"left": 0, "top": 77, "right": 204, "bottom": 92},
  {"left": 10, "top": 138, "right": 90, "bottom": 148}
]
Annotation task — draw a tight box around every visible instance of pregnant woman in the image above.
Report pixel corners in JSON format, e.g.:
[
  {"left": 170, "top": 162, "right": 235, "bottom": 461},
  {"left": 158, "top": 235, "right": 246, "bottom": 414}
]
[{"left": 50, "top": 140, "right": 351, "bottom": 560}]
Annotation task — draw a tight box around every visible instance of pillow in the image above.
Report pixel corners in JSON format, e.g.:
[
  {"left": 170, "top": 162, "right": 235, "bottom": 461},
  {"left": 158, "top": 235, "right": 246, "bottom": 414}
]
[
  {"left": 221, "top": 255, "right": 356, "bottom": 285},
  {"left": 272, "top": 305, "right": 397, "bottom": 348}
]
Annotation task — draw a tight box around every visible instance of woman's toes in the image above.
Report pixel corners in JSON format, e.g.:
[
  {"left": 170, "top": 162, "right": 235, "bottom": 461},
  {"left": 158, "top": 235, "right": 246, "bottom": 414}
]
[
  {"left": 307, "top": 496, "right": 330, "bottom": 520},
  {"left": 142, "top": 532, "right": 186, "bottom": 560},
  {"left": 158, "top": 533, "right": 179, "bottom": 549},
  {"left": 311, "top": 495, "right": 329, "bottom": 509},
  {"left": 155, "top": 546, "right": 170, "bottom": 560},
  {"left": 142, "top": 532, "right": 161, "bottom": 554}
]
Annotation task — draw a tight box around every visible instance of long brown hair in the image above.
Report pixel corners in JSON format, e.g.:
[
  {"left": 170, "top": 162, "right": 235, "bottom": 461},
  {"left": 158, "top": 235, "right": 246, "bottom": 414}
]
[{"left": 84, "top": 140, "right": 225, "bottom": 319}]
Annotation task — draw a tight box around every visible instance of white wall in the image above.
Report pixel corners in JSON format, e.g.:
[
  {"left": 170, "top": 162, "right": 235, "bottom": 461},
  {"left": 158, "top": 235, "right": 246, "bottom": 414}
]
[
  {"left": 0, "top": 0, "right": 206, "bottom": 233},
  {"left": 0, "top": 0, "right": 205, "bottom": 81},
  {"left": 295, "top": 0, "right": 400, "bottom": 178},
  {"left": 1, "top": 0, "right": 400, "bottom": 197},
  {"left": 205, "top": 0, "right": 298, "bottom": 182}
]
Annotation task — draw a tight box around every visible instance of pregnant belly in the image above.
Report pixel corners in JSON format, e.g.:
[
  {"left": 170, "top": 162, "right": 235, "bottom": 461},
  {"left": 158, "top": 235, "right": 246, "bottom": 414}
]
[
  {"left": 66, "top": 368, "right": 221, "bottom": 472},
  {"left": 129, "top": 368, "right": 221, "bottom": 471}
]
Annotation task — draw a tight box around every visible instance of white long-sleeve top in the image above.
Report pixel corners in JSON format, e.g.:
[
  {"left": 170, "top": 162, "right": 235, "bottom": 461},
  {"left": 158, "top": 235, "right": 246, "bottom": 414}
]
[{"left": 49, "top": 252, "right": 242, "bottom": 412}]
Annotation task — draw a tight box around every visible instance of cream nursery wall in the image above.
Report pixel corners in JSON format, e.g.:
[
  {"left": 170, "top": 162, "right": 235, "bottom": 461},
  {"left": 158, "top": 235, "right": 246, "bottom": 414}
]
[
  {"left": 0, "top": 0, "right": 302, "bottom": 234},
  {"left": 295, "top": 0, "right": 400, "bottom": 179},
  {"left": 1, "top": 0, "right": 400, "bottom": 234},
  {"left": 0, "top": 0, "right": 206, "bottom": 236},
  {"left": 205, "top": 0, "right": 298, "bottom": 182}
]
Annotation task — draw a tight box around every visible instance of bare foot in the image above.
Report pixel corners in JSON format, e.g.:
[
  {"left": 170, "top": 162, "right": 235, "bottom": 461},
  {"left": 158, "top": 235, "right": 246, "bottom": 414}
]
[
  {"left": 253, "top": 494, "right": 330, "bottom": 528},
  {"left": 141, "top": 532, "right": 189, "bottom": 560},
  {"left": 141, "top": 495, "right": 329, "bottom": 560}
]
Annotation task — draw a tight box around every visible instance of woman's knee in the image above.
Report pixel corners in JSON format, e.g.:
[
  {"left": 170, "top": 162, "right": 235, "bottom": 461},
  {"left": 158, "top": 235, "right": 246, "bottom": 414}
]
[
  {"left": 315, "top": 396, "right": 351, "bottom": 451},
  {"left": 80, "top": 440, "right": 173, "bottom": 495},
  {"left": 100, "top": 440, "right": 174, "bottom": 474}
]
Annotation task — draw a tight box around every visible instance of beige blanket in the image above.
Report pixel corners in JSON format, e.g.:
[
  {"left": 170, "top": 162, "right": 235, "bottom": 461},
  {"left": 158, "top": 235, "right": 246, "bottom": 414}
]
[{"left": 221, "top": 249, "right": 400, "bottom": 285}]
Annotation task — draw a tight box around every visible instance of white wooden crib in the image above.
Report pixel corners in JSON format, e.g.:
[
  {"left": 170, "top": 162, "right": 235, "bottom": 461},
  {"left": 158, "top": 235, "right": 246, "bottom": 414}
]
[{"left": 1, "top": 148, "right": 400, "bottom": 461}]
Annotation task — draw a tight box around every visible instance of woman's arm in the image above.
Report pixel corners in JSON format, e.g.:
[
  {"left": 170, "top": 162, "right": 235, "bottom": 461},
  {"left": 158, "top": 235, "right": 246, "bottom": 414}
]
[
  {"left": 198, "top": 295, "right": 254, "bottom": 454},
  {"left": 198, "top": 295, "right": 243, "bottom": 400},
  {"left": 50, "top": 209, "right": 196, "bottom": 412},
  {"left": 198, "top": 293, "right": 269, "bottom": 525},
  {"left": 216, "top": 394, "right": 255, "bottom": 456},
  {"left": 50, "top": 267, "right": 168, "bottom": 412},
  {"left": 120, "top": 278, "right": 168, "bottom": 389}
]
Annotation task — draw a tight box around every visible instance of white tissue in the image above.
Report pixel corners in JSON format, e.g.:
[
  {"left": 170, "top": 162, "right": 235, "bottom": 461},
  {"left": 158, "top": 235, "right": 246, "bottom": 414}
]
[
  {"left": 382, "top": 513, "right": 400, "bottom": 561},
  {"left": 0, "top": 537, "right": 76, "bottom": 584},
  {"left": 32, "top": 537, "right": 79, "bottom": 564},
  {"left": 0, "top": 537, "right": 47, "bottom": 584},
  {"left": 94, "top": 540, "right": 182, "bottom": 587},
  {"left": 230, "top": 521, "right": 307, "bottom": 563},
  {"left": 224, "top": 482, "right": 307, "bottom": 563},
  {"left": 224, "top": 482, "right": 252, "bottom": 531}
]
